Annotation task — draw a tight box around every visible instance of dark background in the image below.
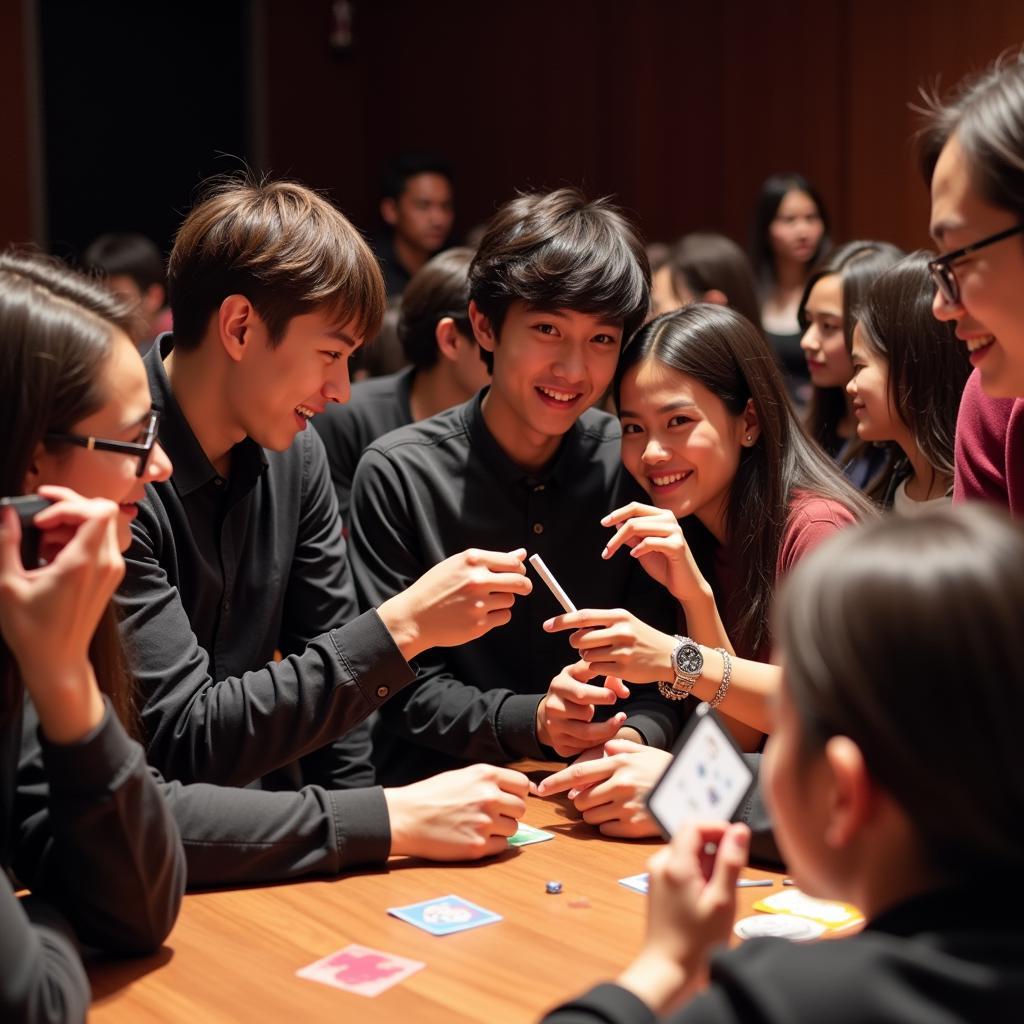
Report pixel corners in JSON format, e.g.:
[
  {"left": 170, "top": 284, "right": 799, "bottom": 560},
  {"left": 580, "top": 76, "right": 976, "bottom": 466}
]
[{"left": 4, "top": 0, "right": 1024, "bottom": 260}]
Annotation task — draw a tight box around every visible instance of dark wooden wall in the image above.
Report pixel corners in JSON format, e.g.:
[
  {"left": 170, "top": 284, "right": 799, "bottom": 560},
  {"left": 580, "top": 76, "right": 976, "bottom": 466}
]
[
  {"left": 262, "top": 0, "right": 1024, "bottom": 252},
  {"left": 4, "top": 1, "right": 1024, "bottom": 254}
]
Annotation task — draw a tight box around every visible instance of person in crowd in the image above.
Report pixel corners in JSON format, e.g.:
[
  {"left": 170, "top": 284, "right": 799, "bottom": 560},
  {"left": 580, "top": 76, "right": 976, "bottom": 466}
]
[
  {"left": 650, "top": 233, "right": 761, "bottom": 330},
  {"left": 4, "top": 249, "right": 535, "bottom": 899},
  {"left": 110, "top": 176, "right": 534, "bottom": 815},
  {"left": 538, "top": 304, "right": 872, "bottom": 835},
  {"left": 846, "top": 252, "right": 971, "bottom": 511},
  {"left": 749, "top": 173, "right": 830, "bottom": 401},
  {"left": 0, "top": 258, "right": 185, "bottom": 1024},
  {"left": 314, "top": 246, "right": 489, "bottom": 524},
  {"left": 372, "top": 152, "right": 455, "bottom": 300},
  {"left": 920, "top": 56, "right": 1024, "bottom": 515},
  {"left": 541, "top": 505, "right": 1024, "bottom": 1024},
  {"left": 349, "top": 188, "right": 679, "bottom": 786},
  {"left": 81, "top": 231, "right": 171, "bottom": 351},
  {"left": 799, "top": 240, "right": 903, "bottom": 488}
]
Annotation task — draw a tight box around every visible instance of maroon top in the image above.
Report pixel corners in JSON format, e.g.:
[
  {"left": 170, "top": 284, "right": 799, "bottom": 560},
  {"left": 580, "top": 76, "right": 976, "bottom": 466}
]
[
  {"left": 713, "top": 492, "right": 857, "bottom": 660},
  {"left": 953, "top": 369, "right": 1024, "bottom": 517}
]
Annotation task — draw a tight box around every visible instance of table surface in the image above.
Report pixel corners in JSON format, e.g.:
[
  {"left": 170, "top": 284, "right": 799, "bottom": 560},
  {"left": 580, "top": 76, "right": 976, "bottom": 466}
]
[{"left": 87, "top": 763, "right": 787, "bottom": 1023}]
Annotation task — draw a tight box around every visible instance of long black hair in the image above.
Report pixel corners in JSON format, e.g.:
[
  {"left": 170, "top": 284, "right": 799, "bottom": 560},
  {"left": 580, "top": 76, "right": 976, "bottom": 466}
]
[
  {"left": 854, "top": 252, "right": 972, "bottom": 504},
  {"left": 616, "top": 304, "right": 874, "bottom": 658},
  {"left": 0, "top": 250, "right": 136, "bottom": 731}
]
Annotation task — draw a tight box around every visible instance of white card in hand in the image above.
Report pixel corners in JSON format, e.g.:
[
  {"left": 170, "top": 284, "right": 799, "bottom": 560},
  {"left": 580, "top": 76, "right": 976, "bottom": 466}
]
[{"left": 646, "top": 704, "right": 754, "bottom": 837}]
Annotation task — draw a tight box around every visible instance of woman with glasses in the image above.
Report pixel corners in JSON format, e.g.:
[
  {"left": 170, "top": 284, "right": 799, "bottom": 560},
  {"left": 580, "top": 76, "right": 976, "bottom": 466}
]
[
  {"left": 0, "top": 254, "right": 184, "bottom": 1023},
  {"left": 922, "top": 56, "right": 1024, "bottom": 516}
]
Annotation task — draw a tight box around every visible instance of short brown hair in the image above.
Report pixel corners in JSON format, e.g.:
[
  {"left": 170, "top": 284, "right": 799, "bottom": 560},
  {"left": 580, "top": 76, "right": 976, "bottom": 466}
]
[{"left": 168, "top": 176, "right": 386, "bottom": 350}]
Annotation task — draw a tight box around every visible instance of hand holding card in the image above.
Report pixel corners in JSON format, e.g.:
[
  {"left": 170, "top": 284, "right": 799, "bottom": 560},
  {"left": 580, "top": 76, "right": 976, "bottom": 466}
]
[{"left": 645, "top": 704, "right": 755, "bottom": 839}]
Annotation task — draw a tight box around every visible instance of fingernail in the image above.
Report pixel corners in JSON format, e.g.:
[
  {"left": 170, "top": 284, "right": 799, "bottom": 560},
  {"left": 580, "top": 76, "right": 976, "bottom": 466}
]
[
  {"left": 600, "top": 547, "right": 609, "bottom": 559},
  {"left": 543, "top": 618, "right": 554, "bottom": 630}
]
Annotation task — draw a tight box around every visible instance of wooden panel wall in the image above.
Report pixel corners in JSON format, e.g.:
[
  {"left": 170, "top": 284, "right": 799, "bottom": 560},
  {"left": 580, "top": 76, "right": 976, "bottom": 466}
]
[
  {"left": 4, "top": 2, "right": 1024, "bottom": 253},
  {"left": 262, "top": 0, "right": 1024, "bottom": 253}
]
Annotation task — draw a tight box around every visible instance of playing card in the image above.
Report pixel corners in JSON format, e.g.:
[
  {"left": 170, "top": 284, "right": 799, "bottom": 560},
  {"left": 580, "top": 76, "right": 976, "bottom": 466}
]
[
  {"left": 646, "top": 704, "right": 754, "bottom": 838},
  {"left": 296, "top": 944, "right": 425, "bottom": 996},
  {"left": 387, "top": 895, "right": 502, "bottom": 935},
  {"left": 618, "top": 873, "right": 650, "bottom": 894},
  {"left": 508, "top": 823, "right": 555, "bottom": 847}
]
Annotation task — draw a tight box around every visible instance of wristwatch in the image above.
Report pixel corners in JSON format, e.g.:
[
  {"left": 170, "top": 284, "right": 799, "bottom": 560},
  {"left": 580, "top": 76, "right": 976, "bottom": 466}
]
[{"left": 658, "top": 635, "right": 704, "bottom": 701}]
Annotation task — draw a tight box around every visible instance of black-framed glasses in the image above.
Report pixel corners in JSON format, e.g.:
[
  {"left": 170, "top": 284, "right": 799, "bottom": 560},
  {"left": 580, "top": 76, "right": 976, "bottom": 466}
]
[
  {"left": 928, "top": 223, "right": 1024, "bottom": 305},
  {"left": 45, "top": 409, "right": 161, "bottom": 477}
]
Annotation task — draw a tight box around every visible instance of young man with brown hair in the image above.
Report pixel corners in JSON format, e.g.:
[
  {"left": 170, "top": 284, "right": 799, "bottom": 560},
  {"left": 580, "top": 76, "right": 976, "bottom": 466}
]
[{"left": 116, "top": 176, "right": 534, "bottom": 872}]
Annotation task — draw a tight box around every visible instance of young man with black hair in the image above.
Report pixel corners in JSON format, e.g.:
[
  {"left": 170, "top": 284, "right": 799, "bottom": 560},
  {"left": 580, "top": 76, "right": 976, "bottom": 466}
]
[
  {"left": 373, "top": 153, "right": 455, "bottom": 299},
  {"left": 315, "top": 246, "right": 489, "bottom": 524},
  {"left": 115, "top": 177, "right": 534, "bottom": 874},
  {"left": 349, "top": 188, "right": 681, "bottom": 786}
]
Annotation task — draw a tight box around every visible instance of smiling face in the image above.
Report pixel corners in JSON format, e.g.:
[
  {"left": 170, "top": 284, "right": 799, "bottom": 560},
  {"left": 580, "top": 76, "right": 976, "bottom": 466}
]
[
  {"left": 226, "top": 307, "right": 361, "bottom": 452},
  {"left": 618, "top": 358, "right": 754, "bottom": 539},
  {"left": 770, "top": 189, "right": 824, "bottom": 267},
  {"left": 930, "top": 135, "right": 1024, "bottom": 397},
  {"left": 800, "top": 274, "right": 853, "bottom": 387},
  {"left": 847, "top": 321, "right": 904, "bottom": 444},
  {"left": 28, "top": 328, "right": 172, "bottom": 551},
  {"left": 471, "top": 300, "right": 622, "bottom": 466}
]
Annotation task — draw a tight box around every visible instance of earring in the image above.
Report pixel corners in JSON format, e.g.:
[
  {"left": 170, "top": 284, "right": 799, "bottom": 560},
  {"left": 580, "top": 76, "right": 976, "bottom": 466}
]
[{"left": 745, "top": 434, "right": 752, "bottom": 443}]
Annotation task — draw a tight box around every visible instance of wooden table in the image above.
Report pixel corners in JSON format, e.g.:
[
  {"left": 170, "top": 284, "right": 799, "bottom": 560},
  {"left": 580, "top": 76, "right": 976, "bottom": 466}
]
[{"left": 87, "top": 764, "right": 784, "bottom": 1023}]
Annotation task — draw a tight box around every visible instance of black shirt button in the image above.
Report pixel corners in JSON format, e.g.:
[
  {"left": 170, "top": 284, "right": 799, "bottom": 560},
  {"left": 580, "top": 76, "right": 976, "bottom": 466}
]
[
  {"left": 214, "top": 477, "right": 224, "bottom": 486},
  {"left": 532, "top": 522, "right": 544, "bottom": 535}
]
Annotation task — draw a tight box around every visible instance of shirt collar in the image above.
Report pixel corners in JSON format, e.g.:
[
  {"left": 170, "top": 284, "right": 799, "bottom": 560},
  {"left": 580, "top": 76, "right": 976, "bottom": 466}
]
[
  {"left": 144, "top": 333, "right": 268, "bottom": 498},
  {"left": 461, "top": 388, "right": 593, "bottom": 489}
]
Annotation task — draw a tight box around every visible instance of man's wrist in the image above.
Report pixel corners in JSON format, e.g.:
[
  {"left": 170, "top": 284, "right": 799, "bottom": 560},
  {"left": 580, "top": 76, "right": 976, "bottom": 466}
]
[{"left": 378, "top": 594, "right": 423, "bottom": 662}]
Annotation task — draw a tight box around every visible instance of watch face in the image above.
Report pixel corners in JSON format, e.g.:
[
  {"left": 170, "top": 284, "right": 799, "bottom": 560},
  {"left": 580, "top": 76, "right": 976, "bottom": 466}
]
[{"left": 675, "top": 641, "right": 703, "bottom": 676}]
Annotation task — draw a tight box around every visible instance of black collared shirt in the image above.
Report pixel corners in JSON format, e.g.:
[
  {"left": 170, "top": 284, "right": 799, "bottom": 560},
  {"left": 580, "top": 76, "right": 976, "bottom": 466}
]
[
  {"left": 349, "top": 391, "right": 683, "bottom": 784},
  {"left": 313, "top": 366, "right": 416, "bottom": 525},
  {"left": 116, "top": 334, "right": 414, "bottom": 790}
]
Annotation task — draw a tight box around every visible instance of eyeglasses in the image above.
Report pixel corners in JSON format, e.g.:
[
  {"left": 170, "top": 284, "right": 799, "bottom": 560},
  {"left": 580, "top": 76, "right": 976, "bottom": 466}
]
[
  {"left": 928, "top": 223, "right": 1024, "bottom": 305},
  {"left": 45, "top": 409, "right": 161, "bottom": 477}
]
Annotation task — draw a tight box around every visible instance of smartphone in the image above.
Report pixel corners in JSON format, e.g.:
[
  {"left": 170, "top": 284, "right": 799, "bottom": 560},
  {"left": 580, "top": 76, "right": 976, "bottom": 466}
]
[
  {"left": 527, "top": 553, "right": 577, "bottom": 614},
  {"left": 0, "top": 495, "right": 54, "bottom": 568},
  {"left": 645, "top": 702, "right": 755, "bottom": 839}
]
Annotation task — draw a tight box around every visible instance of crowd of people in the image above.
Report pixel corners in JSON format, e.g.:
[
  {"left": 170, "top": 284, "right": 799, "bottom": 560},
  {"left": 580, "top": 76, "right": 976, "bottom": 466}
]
[{"left": 3, "top": 52, "right": 1024, "bottom": 1024}]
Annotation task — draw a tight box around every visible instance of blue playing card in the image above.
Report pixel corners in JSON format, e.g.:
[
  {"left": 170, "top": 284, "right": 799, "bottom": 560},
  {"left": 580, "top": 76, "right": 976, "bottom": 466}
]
[{"left": 387, "top": 895, "right": 503, "bottom": 936}]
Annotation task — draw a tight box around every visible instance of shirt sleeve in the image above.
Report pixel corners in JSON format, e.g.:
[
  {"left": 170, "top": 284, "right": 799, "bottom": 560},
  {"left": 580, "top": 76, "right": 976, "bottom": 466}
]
[
  {"left": 350, "top": 446, "right": 544, "bottom": 762},
  {"left": 776, "top": 497, "right": 857, "bottom": 578},
  {"left": 0, "top": 883, "right": 91, "bottom": 1024},
  {"left": 12, "top": 699, "right": 185, "bottom": 958},
  {"left": 539, "top": 983, "right": 660, "bottom": 1024},
  {"left": 117, "top": 485, "right": 415, "bottom": 785},
  {"left": 953, "top": 370, "right": 1016, "bottom": 506},
  {"left": 156, "top": 775, "right": 391, "bottom": 887}
]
